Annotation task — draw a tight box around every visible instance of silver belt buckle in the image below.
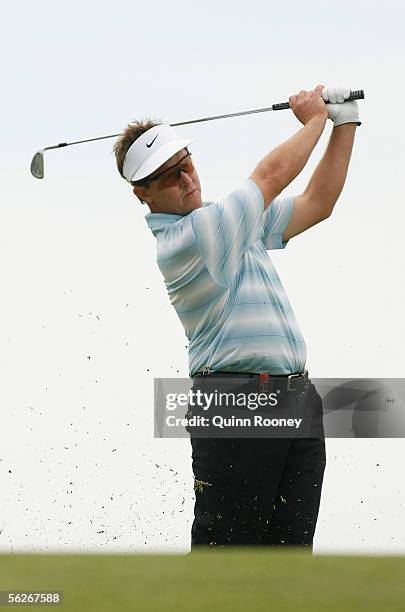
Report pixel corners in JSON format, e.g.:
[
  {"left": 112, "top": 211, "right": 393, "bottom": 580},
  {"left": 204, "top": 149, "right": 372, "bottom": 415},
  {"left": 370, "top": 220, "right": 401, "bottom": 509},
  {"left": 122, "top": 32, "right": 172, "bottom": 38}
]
[{"left": 286, "top": 369, "right": 308, "bottom": 391}]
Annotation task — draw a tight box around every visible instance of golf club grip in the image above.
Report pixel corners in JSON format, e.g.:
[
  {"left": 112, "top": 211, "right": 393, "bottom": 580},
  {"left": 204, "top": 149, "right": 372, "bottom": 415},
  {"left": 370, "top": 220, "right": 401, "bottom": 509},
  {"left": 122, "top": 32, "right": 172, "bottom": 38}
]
[{"left": 272, "top": 89, "right": 365, "bottom": 111}]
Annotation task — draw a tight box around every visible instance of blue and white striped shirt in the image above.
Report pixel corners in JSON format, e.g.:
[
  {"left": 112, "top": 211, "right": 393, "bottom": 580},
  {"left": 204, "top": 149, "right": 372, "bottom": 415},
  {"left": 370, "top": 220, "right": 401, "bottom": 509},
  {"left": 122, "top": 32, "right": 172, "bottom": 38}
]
[{"left": 145, "top": 178, "right": 306, "bottom": 376}]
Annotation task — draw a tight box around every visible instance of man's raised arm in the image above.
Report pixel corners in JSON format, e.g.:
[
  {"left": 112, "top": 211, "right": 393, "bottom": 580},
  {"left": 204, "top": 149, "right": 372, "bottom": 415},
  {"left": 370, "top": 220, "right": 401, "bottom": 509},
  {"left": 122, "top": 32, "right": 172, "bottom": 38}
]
[{"left": 250, "top": 84, "right": 328, "bottom": 208}]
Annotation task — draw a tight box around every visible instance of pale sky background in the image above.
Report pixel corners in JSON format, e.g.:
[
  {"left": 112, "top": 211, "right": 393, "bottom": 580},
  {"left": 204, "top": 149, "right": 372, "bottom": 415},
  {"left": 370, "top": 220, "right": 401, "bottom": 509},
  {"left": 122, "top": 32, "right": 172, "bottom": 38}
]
[{"left": 1, "top": 0, "right": 405, "bottom": 554}]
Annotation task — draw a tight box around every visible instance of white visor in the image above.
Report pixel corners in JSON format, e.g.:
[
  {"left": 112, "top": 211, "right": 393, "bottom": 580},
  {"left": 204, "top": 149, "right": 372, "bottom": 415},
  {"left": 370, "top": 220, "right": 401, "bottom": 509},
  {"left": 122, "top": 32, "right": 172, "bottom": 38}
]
[{"left": 122, "top": 124, "right": 194, "bottom": 182}]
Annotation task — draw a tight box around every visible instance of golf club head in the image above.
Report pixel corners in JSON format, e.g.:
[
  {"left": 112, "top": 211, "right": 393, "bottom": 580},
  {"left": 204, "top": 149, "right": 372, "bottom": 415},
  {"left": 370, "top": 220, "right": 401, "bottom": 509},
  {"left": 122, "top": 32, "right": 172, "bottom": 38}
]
[{"left": 31, "top": 150, "right": 45, "bottom": 179}]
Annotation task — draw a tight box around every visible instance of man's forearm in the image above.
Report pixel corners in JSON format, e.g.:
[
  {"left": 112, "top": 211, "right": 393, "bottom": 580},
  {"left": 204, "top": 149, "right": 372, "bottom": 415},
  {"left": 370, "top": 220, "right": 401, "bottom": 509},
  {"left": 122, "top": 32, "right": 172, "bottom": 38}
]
[
  {"left": 303, "top": 123, "right": 357, "bottom": 215},
  {"left": 254, "top": 116, "right": 327, "bottom": 191}
]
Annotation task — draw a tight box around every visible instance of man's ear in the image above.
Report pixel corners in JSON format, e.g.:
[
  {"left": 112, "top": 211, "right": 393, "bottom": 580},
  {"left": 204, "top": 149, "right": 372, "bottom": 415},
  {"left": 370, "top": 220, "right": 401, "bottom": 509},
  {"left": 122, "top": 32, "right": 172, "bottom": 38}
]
[{"left": 133, "top": 184, "right": 151, "bottom": 205}]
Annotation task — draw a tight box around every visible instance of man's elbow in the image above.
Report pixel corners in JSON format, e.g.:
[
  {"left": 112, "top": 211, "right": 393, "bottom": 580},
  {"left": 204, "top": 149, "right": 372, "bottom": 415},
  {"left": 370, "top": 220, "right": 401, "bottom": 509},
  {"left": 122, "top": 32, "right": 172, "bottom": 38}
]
[
  {"left": 314, "top": 197, "right": 337, "bottom": 221},
  {"left": 249, "top": 169, "right": 285, "bottom": 210},
  {"left": 321, "top": 205, "right": 334, "bottom": 220}
]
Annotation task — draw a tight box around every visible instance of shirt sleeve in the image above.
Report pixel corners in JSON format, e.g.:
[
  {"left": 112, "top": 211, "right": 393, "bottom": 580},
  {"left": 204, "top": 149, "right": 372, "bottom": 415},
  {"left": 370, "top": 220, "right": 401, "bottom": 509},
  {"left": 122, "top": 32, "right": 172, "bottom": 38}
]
[
  {"left": 190, "top": 178, "right": 264, "bottom": 287},
  {"left": 261, "top": 194, "right": 295, "bottom": 250}
]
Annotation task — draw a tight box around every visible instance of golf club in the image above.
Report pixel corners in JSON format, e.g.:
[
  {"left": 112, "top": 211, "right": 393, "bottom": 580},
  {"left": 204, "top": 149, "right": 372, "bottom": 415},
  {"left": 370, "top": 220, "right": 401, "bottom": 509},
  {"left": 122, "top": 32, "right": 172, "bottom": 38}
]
[{"left": 30, "top": 89, "right": 364, "bottom": 179}]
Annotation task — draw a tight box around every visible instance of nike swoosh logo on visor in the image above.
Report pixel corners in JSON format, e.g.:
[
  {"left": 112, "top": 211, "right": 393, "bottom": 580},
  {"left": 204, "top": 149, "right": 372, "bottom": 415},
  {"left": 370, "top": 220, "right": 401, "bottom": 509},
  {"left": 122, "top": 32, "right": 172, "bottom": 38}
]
[{"left": 146, "top": 135, "right": 158, "bottom": 148}]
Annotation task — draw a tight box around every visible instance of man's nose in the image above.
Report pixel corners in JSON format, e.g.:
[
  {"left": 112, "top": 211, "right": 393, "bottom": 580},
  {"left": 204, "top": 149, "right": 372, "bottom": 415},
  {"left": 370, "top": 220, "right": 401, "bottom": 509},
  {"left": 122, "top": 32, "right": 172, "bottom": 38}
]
[{"left": 179, "top": 170, "right": 193, "bottom": 187}]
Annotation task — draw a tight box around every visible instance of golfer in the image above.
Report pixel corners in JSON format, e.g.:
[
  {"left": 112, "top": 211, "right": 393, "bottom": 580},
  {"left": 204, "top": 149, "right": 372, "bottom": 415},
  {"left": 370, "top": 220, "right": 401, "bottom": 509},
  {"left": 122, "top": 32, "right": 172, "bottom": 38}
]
[{"left": 114, "top": 84, "right": 360, "bottom": 550}]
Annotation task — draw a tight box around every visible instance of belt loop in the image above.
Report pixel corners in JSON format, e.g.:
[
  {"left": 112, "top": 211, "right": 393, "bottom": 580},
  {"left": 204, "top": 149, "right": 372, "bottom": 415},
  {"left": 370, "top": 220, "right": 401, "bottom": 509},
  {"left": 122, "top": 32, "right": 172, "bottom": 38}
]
[{"left": 259, "top": 372, "right": 269, "bottom": 393}]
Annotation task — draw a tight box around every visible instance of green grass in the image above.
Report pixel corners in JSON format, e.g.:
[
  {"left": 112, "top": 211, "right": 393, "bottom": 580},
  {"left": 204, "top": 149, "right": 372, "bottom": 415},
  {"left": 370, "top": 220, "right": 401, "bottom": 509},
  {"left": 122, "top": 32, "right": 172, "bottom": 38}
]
[{"left": 1, "top": 551, "right": 404, "bottom": 611}]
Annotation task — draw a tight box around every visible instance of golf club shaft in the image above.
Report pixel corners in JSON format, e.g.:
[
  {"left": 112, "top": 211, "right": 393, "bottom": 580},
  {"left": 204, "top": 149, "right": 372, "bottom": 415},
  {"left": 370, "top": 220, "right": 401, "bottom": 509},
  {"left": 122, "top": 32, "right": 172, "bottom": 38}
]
[
  {"left": 40, "top": 90, "right": 365, "bottom": 151},
  {"left": 30, "top": 89, "right": 364, "bottom": 179}
]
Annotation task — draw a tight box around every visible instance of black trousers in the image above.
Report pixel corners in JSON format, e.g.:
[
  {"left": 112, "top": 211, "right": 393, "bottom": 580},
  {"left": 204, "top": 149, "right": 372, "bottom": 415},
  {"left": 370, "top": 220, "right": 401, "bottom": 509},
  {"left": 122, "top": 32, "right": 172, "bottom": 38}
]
[{"left": 189, "top": 379, "right": 326, "bottom": 550}]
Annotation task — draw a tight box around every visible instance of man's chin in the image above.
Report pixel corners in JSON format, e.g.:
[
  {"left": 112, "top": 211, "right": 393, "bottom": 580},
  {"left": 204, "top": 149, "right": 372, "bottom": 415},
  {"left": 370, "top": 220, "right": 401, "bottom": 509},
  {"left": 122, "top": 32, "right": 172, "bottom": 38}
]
[{"left": 182, "top": 193, "right": 202, "bottom": 211}]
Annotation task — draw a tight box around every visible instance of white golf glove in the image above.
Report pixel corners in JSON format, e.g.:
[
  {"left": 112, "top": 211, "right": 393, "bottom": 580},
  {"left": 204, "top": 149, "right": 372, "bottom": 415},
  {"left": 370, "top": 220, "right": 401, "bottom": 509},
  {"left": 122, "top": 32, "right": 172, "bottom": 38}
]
[{"left": 322, "top": 86, "right": 361, "bottom": 127}]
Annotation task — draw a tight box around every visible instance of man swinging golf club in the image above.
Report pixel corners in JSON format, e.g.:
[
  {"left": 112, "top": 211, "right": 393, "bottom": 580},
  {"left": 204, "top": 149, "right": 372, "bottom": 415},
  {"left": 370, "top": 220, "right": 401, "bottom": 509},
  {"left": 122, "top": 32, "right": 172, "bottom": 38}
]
[{"left": 114, "top": 84, "right": 361, "bottom": 550}]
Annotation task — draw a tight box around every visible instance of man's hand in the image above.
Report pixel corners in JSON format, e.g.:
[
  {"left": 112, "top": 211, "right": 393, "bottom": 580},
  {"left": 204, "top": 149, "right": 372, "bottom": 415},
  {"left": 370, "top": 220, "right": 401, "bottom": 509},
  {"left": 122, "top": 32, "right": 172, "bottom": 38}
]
[
  {"left": 289, "top": 84, "right": 328, "bottom": 126},
  {"left": 321, "top": 85, "right": 361, "bottom": 127}
]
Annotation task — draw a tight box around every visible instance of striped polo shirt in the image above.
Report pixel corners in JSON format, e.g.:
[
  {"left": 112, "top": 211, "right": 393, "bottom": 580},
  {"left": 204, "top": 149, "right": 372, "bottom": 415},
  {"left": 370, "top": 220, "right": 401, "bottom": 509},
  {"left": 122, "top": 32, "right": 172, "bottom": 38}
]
[{"left": 145, "top": 178, "right": 306, "bottom": 377}]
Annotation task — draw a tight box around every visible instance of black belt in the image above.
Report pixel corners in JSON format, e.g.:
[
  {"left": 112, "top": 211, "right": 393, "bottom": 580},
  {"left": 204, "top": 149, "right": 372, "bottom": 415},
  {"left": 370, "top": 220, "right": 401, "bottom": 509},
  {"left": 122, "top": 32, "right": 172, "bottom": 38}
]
[{"left": 192, "top": 369, "right": 309, "bottom": 392}]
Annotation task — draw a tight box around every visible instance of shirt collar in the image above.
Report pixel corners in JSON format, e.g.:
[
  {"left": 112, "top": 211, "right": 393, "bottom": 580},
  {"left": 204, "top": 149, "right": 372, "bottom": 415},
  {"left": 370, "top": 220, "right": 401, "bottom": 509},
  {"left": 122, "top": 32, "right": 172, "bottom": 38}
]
[
  {"left": 144, "top": 202, "right": 212, "bottom": 236},
  {"left": 144, "top": 212, "right": 185, "bottom": 236}
]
